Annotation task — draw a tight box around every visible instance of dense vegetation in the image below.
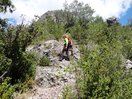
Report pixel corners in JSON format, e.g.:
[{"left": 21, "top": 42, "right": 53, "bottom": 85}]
[{"left": 0, "top": 0, "right": 132, "bottom": 99}]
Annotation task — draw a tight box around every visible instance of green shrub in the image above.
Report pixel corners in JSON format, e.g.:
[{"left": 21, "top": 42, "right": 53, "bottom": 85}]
[
  {"left": 0, "top": 53, "right": 12, "bottom": 76},
  {"left": 62, "top": 85, "right": 76, "bottom": 99},
  {"left": 76, "top": 47, "right": 124, "bottom": 98},
  {"left": 9, "top": 52, "right": 37, "bottom": 83},
  {"left": 0, "top": 77, "right": 15, "bottom": 99},
  {"left": 75, "top": 25, "right": 132, "bottom": 99},
  {"left": 13, "top": 78, "right": 35, "bottom": 93},
  {"left": 39, "top": 56, "right": 50, "bottom": 66},
  {"left": 121, "top": 26, "right": 132, "bottom": 60},
  {"left": 21, "top": 52, "right": 37, "bottom": 81}
]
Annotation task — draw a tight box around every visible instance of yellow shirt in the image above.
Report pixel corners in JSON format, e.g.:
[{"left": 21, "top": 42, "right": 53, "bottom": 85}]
[{"left": 64, "top": 38, "right": 68, "bottom": 46}]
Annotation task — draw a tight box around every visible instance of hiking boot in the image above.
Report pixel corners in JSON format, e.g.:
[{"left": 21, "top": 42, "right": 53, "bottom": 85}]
[
  {"left": 59, "top": 58, "right": 63, "bottom": 61},
  {"left": 71, "top": 53, "right": 74, "bottom": 56},
  {"left": 66, "top": 57, "right": 70, "bottom": 61}
]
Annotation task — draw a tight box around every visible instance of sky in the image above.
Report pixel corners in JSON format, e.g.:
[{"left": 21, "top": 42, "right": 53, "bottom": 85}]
[
  {"left": 0, "top": 0, "right": 132, "bottom": 25},
  {"left": 119, "top": 5, "right": 132, "bottom": 25}
]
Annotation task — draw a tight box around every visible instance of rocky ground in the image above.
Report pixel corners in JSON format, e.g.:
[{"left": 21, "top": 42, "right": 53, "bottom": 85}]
[{"left": 14, "top": 40, "right": 80, "bottom": 99}]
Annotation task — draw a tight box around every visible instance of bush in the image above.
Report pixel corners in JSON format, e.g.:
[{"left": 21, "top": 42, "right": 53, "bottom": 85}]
[
  {"left": 0, "top": 77, "right": 15, "bottom": 99},
  {"left": 9, "top": 52, "right": 37, "bottom": 83},
  {"left": 0, "top": 53, "right": 12, "bottom": 76},
  {"left": 121, "top": 26, "right": 132, "bottom": 60},
  {"left": 75, "top": 25, "right": 132, "bottom": 99},
  {"left": 14, "top": 78, "right": 35, "bottom": 93},
  {"left": 76, "top": 47, "right": 124, "bottom": 98},
  {"left": 39, "top": 56, "right": 50, "bottom": 66},
  {"left": 62, "top": 85, "right": 76, "bottom": 99}
]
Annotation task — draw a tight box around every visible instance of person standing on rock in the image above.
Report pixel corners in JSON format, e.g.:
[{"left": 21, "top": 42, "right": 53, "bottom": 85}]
[{"left": 59, "top": 34, "right": 73, "bottom": 61}]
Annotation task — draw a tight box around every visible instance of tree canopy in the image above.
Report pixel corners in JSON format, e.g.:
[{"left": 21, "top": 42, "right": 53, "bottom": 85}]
[{"left": 0, "top": 0, "right": 14, "bottom": 13}]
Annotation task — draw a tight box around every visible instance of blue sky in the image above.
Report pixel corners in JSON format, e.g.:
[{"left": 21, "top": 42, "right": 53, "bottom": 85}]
[
  {"left": 119, "top": 5, "right": 132, "bottom": 25},
  {"left": 119, "top": 6, "right": 132, "bottom": 25},
  {"left": 8, "top": 18, "right": 16, "bottom": 26},
  {"left": 0, "top": 0, "right": 132, "bottom": 25}
]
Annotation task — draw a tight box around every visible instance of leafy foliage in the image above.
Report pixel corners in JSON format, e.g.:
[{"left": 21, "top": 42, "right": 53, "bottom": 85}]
[
  {"left": 39, "top": 56, "right": 50, "bottom": 66},
  {"left": 0, "top": 20, "right": 38, "bottom": 98},
  {"left": 121, "top": 26, "right": 132, "bottom": 59},
  {"left": 64, "top": 0, "right": 94, "bottom": 29},
  {"left": 75, "top": 22, "right": 132, "bottom": 98},
  {"left": 0, "top": 0, "right": 15, "bottom": 13},
  {"left": 0, "top": 77, "right": 15, "bottom": 99},
  {"left": 62, "top": 85, "right": 76, "bottom": 99},
  {"left": 0, "top": 53, "right": 11, "bottom": 76}
]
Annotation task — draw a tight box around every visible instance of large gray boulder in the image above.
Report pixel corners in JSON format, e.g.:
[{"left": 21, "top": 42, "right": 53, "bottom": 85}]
[{"left": 26, "top": 40, "right": 80, "bottom": 66}]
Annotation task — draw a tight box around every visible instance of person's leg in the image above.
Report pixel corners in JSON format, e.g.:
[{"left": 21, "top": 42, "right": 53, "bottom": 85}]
[
  {"left": 69, "top": 46, "right": 73, "bottom": 56},
  {"left": 66, "top": 47, "right": 70, "bottom": 61},
  {"left": 59, "top": 47, "right": 65, "bottom": 61},
  {"left": 71, "top": 49, "right": 73, "bottom": 56}
]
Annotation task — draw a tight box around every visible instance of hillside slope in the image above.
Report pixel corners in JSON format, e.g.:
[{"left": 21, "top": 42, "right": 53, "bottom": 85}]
[{"left": 14, "top": 40, "right": 80, "bottom": 99}]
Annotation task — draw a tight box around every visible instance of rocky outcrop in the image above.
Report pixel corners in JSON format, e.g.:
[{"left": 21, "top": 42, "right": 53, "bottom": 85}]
[
  {"left": 106, "top": 17, "right": 118, "bottom": 26},
  {"left": 38, "top": 10, "right": 67, "bottom": 23},
  {"left": 26, "top": 40, "right": 80, "bottom": 66},
  {"left": 24, "top": 40, "right": 80, "bottom": 99}
]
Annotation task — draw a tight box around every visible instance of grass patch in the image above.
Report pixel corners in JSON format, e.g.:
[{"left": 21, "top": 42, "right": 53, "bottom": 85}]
[{"left": 39, "top": 56, "right": 50, "bottom": 66}]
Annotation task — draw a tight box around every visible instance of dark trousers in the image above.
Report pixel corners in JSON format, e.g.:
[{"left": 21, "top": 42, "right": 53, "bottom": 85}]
[
  {"left": 60, "top": 46, "right": 69, "bottom": 60},
  {"left": 60, "top": 44, "right": 73, "bottom": 60}
]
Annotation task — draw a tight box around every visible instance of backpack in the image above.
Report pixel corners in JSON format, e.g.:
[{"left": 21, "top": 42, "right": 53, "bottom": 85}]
[{"left": 68, "top": 38, "right": 73, "bottom": 47}]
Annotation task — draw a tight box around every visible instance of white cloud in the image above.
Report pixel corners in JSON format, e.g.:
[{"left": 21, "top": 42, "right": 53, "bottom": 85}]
[
  {"left": 0, "top": 0, "right": 132, "bottom": 24},
  {"left": 85, "top": 0, "right": 132, "bottom": 19}
]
